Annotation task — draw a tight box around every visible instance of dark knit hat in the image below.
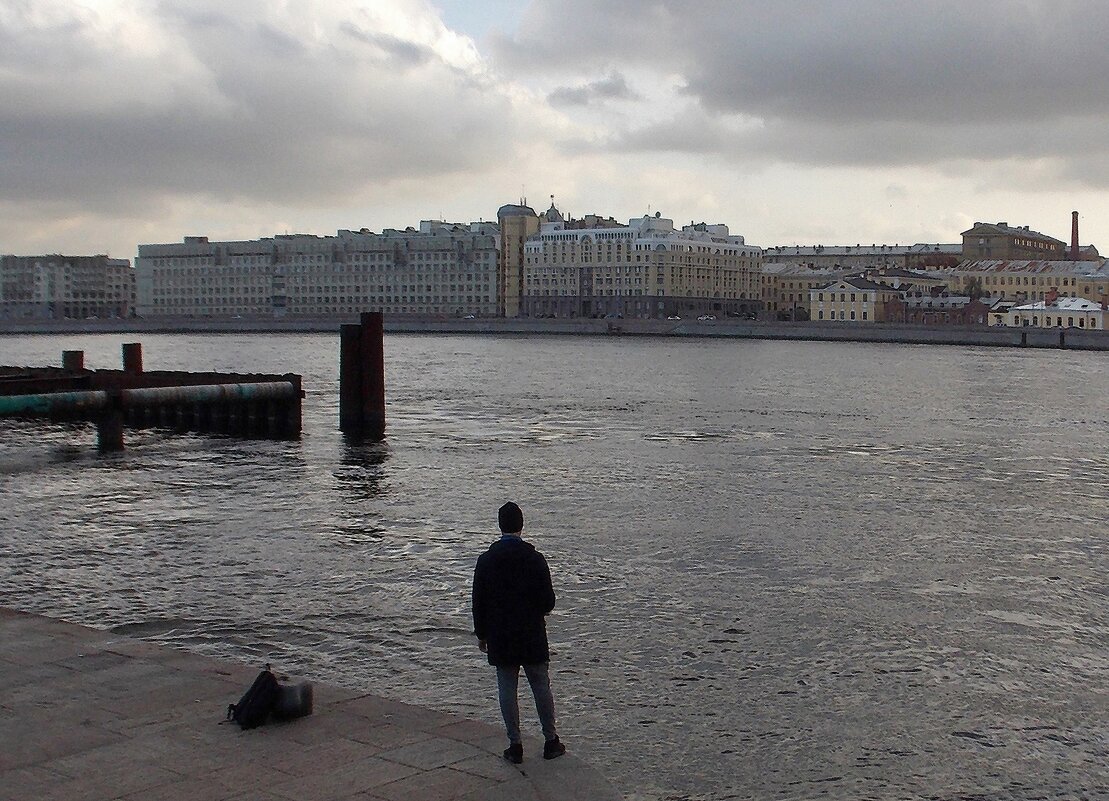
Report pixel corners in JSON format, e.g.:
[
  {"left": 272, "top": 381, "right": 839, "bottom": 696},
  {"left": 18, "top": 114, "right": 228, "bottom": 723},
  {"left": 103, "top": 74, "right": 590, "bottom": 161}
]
[{"left": 498, "top": 501, "right": 524, "bottom": 534}]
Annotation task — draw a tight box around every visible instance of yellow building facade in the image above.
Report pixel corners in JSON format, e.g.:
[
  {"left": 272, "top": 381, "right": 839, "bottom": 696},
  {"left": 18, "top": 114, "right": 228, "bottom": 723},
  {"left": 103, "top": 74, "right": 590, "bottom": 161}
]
[
  {"left": 522, "top": 212, "right": 762, "bottom": 319},
  {"left": 809, "top": 278, "right": 902, "bottom": 323},
  {"left": 947, "top": 260, "right": 1109, "bottom": 304},
  {"left": 760, "top": 264, "right": 847, "bottom": 318}
]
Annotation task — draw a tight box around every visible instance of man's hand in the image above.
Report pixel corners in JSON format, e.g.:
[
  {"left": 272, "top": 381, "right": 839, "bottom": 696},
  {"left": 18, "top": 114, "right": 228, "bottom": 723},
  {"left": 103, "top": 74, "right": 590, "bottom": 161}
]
[{"left": 478, "top": 639, "right": 488, "bottom": 653}]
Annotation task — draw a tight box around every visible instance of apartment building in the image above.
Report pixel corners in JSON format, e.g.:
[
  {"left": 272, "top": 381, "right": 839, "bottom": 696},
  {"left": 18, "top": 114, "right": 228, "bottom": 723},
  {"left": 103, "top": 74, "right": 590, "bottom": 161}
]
[
  {"left": 135, "top": 221, "right": 500, "bottom": 318},
  {"left": 759, "top": 264, "right": 848, "bottom": 319},
  {"left": 522, "top": 206, "right": 762, "bottom": 319},
  {"left": 961, "top": 222, "right": 1066, "bottom": 260},
  {"left": 0, "top": 254, "right": 134, "bottom": 320},
  {"left": 763, "top": 242, "right": 960, "bottom": 271},
  {"left": 809, "top": 277, "right": 902, "bottom": 323},
  {"left": 946, "top": 260, "right": 1109, "bottom": 304}
]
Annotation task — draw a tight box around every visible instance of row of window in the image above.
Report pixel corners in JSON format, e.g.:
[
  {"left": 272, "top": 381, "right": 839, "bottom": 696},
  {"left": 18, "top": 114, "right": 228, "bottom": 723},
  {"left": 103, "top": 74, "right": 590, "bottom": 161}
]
[
  {"left": 153, "top": 294, "right": 494, "bottom": 306},
  {"left": 147, "top": 261, "right": 495, "bottom": 276},
  {"left": 815, "top": 292, "right": 876, "bottom": 302},
  {"left": 1016, "top": 316, "right": 1099, "bottom": 328}
]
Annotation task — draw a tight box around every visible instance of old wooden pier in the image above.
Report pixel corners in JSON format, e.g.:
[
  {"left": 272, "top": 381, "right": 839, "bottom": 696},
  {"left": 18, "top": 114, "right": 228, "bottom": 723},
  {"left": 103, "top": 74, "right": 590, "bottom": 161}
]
[{"left": 0, "top": 343, "right": 303, "bottom": 451}]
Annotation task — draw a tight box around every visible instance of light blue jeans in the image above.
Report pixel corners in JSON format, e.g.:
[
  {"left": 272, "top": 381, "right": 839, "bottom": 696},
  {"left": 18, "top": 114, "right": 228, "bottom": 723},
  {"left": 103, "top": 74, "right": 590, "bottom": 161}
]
[{"left": 496, "top": 662, "right": 558, "bottom": 745}]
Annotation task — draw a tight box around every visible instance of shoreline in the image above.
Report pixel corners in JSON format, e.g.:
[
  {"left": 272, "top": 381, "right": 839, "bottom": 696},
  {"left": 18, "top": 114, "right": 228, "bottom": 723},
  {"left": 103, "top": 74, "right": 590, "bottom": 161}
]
[
  {"left": 0, "top": 606, "right": 623, "bottom": 801},
  {"left": 0, "top": 316, "right": 1106, "bottom": 350}
]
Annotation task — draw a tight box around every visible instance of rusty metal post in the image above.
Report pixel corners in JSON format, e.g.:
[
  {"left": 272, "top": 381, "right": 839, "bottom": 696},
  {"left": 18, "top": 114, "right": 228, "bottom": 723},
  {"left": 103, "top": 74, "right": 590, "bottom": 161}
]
[
  {"left": 97, "top": 397, "right": 125, "bottom": 453},
  {"left": 359, "top": 312, "right": 386, "bottom": 439},
  {"left": 122, "top": 343, "right": 143, "bottom": 374},
  {"left": 62, "top": 350, "right": 85, "bottom": 370},
  {"left": 339, "top": 324, "right": 362, "bottom": 432},
  {"left": 285, "top": 374, "right": 303, "bottom": 436}
]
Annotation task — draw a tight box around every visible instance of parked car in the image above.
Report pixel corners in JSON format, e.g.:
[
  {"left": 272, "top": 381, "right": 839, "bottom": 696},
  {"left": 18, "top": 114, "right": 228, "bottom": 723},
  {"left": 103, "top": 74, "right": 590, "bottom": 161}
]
[
  {"left": 697, "top": 314, "right": 716, "bottom": 321},
  {"left": 462, "top": 314, "right": 476, "bottom": 319},
  {"left": 666, "top": 315, "right": 682, "bottom": 320}
]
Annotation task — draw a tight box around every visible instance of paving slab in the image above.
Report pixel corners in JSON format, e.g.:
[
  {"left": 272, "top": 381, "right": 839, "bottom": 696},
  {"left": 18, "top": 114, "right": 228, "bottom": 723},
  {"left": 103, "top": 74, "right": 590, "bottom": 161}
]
[{"left": 0, "top": 607, "right": 623, "bottom": 801}]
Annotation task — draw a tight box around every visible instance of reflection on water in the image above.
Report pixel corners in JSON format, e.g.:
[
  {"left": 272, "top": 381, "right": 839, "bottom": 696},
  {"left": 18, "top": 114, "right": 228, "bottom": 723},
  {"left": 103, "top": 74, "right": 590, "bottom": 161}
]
[{"left": 0, "top": 333, "right": 1106, "bottom": 800}]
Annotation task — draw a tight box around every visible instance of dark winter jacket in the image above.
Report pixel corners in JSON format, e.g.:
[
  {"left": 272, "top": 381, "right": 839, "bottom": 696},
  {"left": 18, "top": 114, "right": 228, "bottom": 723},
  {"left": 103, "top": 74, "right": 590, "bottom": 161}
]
[{"left": 472, "top": 537, "right": 556, "bottom": 666}]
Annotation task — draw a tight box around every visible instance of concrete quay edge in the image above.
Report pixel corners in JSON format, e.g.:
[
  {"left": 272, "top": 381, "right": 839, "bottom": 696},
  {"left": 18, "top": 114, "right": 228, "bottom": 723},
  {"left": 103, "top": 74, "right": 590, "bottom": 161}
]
[
  {"left": 1, "top": 316, "right": 1106, "bottom": 350},
  {"left": 0, "top": 607, "right": 623, "bottom": 801}
]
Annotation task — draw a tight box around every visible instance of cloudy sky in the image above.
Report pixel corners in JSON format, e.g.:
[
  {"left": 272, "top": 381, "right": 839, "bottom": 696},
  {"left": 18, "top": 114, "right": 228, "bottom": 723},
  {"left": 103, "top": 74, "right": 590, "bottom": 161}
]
[{"left": 2, "top": 0, "right": 1108, "bottom": 259}]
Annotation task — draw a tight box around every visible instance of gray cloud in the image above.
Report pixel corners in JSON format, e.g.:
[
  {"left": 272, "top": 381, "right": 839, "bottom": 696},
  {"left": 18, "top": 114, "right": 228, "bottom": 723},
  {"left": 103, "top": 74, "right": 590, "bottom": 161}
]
[
  {"left": 339, "top": 22, "right": 436, "bottom": 68},
  {"left": 0, "top": 1, "right": 522, "bottom": 212},
  {"left": 495, "top": 0, "right": 1109, "bottom": 182},
  {"left": 548, "top": 73, "right": 641, "bottom": 106}
]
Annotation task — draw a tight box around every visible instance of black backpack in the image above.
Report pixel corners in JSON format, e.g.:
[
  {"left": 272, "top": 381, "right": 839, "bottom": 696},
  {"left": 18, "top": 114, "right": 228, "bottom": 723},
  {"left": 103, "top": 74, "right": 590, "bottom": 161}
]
[{"left": 226, "top": 666, "right": 280, "bottom": 730}]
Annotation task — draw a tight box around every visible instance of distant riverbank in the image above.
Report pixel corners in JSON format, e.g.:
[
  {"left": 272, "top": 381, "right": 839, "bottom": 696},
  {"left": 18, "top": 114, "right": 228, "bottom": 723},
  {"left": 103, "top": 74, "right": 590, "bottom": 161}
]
[{"left": 1, "top": 315, "right": 1106, "bottom": 350}]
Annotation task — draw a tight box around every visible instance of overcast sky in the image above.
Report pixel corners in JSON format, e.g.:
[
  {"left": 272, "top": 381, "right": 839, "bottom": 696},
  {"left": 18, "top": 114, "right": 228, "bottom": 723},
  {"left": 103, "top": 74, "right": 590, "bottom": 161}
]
[{"left": 2, "top": 0, "right": 1108, "bottom": 259}]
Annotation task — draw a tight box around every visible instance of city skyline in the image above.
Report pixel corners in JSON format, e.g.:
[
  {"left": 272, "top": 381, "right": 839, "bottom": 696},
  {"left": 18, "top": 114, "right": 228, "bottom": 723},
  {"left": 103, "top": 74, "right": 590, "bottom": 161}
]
[{"left": 2, "top": 1, "right": 1109, "bottom": 260}]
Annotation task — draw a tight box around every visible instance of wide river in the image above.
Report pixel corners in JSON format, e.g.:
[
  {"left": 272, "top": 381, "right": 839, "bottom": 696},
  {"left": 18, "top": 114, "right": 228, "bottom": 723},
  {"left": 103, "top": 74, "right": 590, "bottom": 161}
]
[{"left": 0, "top": 333, "right": 1105, "bottom": 800}]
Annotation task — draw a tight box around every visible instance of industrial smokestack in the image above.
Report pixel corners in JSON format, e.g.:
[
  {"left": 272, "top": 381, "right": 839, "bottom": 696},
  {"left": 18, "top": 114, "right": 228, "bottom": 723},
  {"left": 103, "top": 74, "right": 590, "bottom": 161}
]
[{"left": 1071, "top": 211, "right": 1080, "bottom": 260}]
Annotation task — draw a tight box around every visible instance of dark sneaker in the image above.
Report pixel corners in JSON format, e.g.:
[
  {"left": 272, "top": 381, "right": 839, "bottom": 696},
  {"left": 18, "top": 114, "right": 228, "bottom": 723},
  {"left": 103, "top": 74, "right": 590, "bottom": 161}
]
[
  {"left": 503, "top": 743, "right": 523, "bottom": 764},
  {"left": 543, "top": 738, "right": 566, "bottom": 760}
]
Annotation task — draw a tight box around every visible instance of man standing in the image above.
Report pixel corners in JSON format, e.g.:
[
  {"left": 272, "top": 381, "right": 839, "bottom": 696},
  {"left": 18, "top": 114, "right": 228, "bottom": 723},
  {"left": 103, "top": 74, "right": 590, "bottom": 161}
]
[{"left": 472, "top": 501, "right": 566, "bottom": 764}]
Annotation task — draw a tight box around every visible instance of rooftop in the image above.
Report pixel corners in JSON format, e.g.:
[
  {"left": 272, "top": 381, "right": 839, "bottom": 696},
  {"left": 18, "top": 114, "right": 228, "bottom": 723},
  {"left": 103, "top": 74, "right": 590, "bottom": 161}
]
[
  {"left": 958, "top": 259, "right": 1109, "bottom": 276},
  {"left": 961, "top": 222, "right": 1066, "bottom": 245},
  {"left": 1012, "top": 297, "right": 1105, "bottom": 312}
]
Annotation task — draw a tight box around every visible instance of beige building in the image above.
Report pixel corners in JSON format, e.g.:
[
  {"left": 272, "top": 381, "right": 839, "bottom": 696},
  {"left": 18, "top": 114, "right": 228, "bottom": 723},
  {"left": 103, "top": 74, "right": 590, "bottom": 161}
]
[
  {"left": 497, "top": 203, "right": 540, "bottom": 319},
  {"left": 760, "top": 264, "right": 849, "bottom": 319},
  {"left": 522, "top": 207, "right": 762, "bottom": 318},
  {"left": 763, "top": 243, "right": 960, "bottom": 271},
  {"left": 961, "top": 222, "right": 1066, "bottom": 261},
  {"left": 809, "top": 277, "right": 902, "bottom": 323},
  {"left": 0, "top": 254, "right": 134, "bottom": 320},
  {"left": 760, "top": 261, "right": 957, "bottom": 320},
  {"left": 946, "top": 260, "right": 1109, "bottom": 305},
  {"left": 136, "top": 222, "right": 500, "bottom": 318}
]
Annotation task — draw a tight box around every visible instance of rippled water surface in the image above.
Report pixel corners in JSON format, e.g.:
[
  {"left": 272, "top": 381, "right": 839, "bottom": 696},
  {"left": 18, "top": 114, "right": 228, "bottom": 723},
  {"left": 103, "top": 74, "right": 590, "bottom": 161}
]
[{"left": 1, "top": 333, "right": 1106, "bottom": 800}]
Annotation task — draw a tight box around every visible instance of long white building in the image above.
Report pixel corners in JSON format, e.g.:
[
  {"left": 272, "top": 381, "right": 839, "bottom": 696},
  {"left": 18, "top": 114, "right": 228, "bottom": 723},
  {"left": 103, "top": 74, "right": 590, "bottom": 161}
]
[
  {"left": 135, "top": 221, "right": 500, "bottom": 319},
  {"left": 1003, "top": 296, "right": 1105, "bottom": 330}
]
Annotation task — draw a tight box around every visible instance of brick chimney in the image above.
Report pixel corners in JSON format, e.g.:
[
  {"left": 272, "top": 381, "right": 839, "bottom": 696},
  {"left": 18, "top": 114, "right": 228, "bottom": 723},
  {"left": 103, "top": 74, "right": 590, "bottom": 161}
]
[
  {"left": 1071, "top": 211, "right": 1080, "bottom": 260},
  {"left": 1046, "top": 287, "right": 1059, "bottom": 306}
]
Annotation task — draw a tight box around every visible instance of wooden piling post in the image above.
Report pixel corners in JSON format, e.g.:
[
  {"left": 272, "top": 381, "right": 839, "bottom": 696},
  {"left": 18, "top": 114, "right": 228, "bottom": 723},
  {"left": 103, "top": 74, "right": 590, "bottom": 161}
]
[
  {"left": 339, "top": 313, "right": 385, "bottom": 439},
  {"left": 283, "top": 374, "right": 303, "bottom": 437},
  {"left": 122, "top": 343, "right": 143, "bottom": 374},
  {"left": 97, "top": 400, "right": 125, "bottom": 453},
  {"left": 360, "top": 312, "right": 386, "bottom": 438},
  {"left": 339, "top": 325, "right": 362, "bottom": 432},
  {"left": 62, "top": 350, "right": 85, "bottom": 370}
]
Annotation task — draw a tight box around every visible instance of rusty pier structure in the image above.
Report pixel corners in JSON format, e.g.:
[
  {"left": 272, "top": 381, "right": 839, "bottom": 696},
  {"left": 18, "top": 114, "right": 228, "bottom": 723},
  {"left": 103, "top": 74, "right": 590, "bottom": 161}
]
[
  {"left": 0, "top": 343, "right": 303, "bottom": 451},
  {"left": 339, "top": 312, "right": 386, "bottom": 439}
]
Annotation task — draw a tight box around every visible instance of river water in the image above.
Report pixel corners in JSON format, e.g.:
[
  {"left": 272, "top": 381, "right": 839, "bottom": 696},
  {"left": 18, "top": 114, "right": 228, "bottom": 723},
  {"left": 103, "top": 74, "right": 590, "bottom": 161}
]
[{"left": 0, "top": 333, "right": 1105, "bottom": 800}]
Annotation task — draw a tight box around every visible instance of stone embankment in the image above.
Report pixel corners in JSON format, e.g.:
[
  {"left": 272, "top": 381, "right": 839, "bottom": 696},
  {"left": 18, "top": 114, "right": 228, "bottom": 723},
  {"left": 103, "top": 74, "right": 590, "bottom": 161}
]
[
  {"left": 1, "top": 316, "right": 1106, "bottom": 350},
  {"left": 0, "top": 607, "right": 622, "bottom": 801}
]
